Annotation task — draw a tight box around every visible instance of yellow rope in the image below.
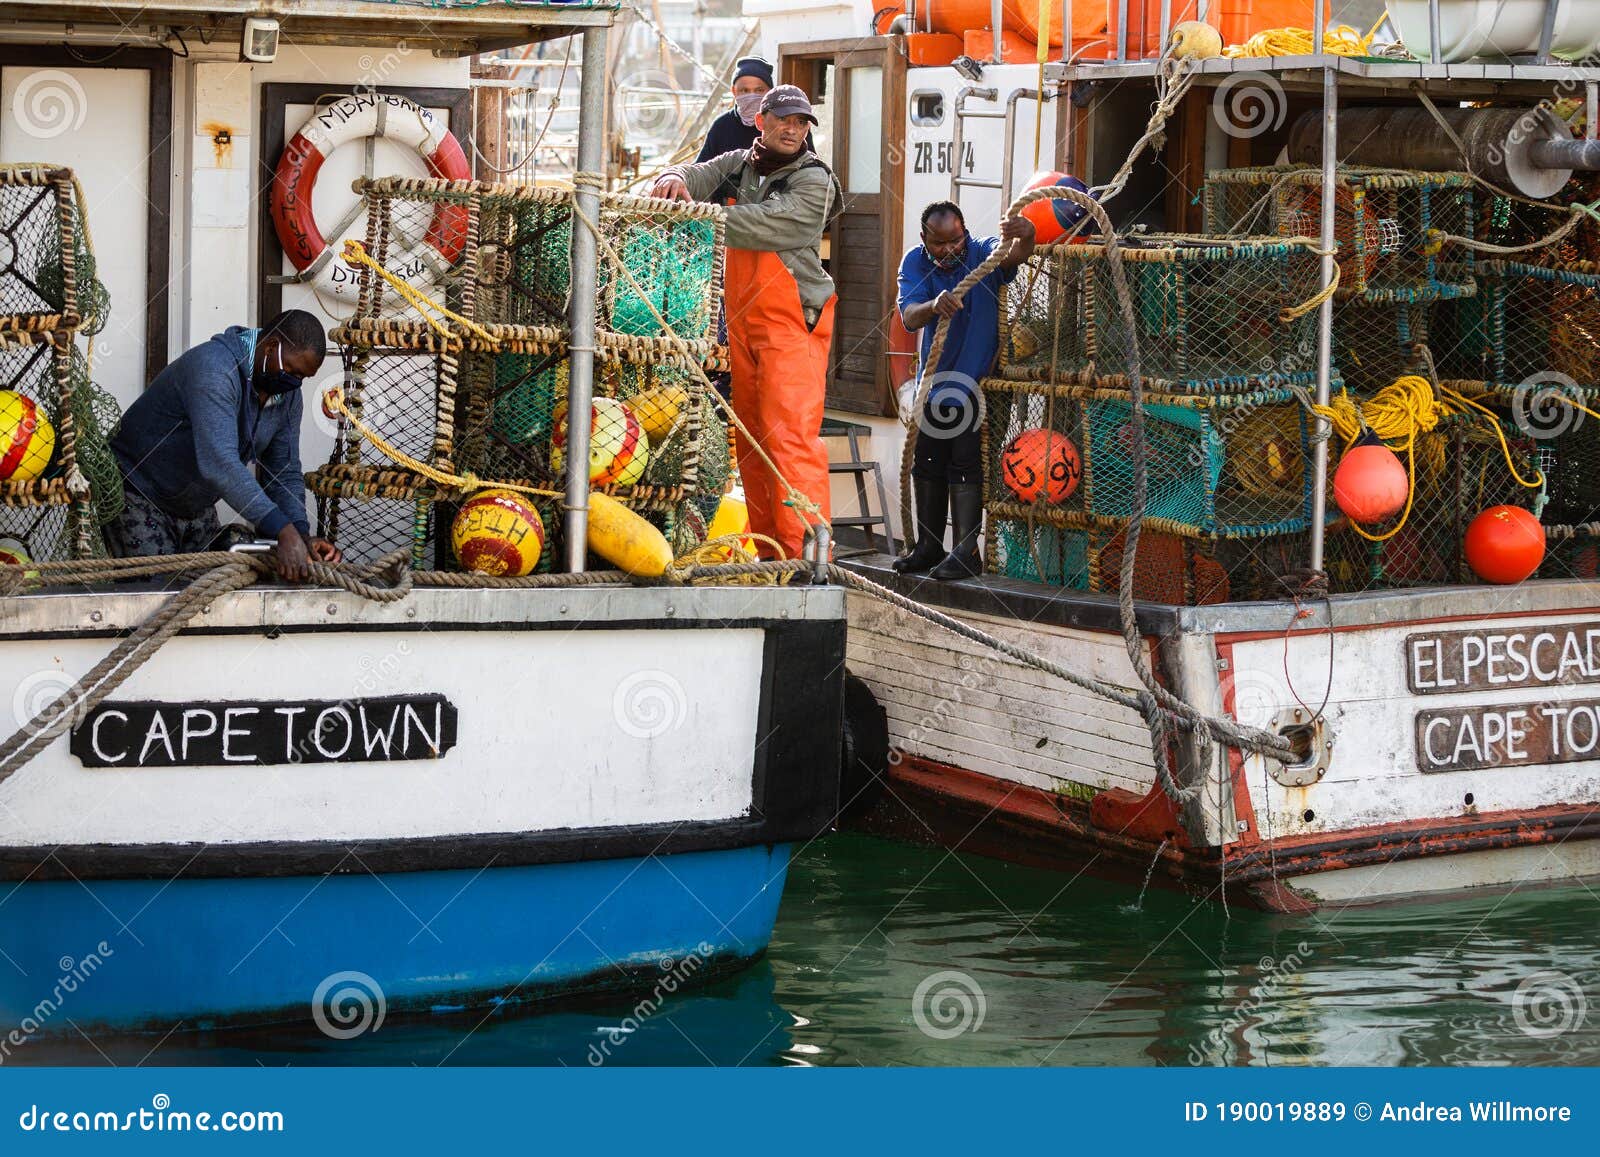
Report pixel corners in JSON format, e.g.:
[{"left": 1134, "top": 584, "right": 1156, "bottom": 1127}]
[
  {"left": 1280, "top": 262, "right": 1341, "bottom": 322},
  {"left": 1225, "top": 20, "right": 1383, "bottom": 59},
  {"left": 321, "top": 386, "right": 561, "bottom": 500},
  {"left": 340, "top": 240, "right": 502, "bottom": 347},
  {"left": 1311, "top": 376, "right": 1544, "bottom": 543}
]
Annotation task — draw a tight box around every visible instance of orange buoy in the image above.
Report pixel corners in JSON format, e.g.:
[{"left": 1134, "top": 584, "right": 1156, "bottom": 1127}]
[
  {"left": 1465, "top": 505, "right": 1545, "bottom": 585},
  {"left": 1018, "top": 172, "right": 1091, "bottom": 245},
  {"left": 1332, "top": 441, "right": 1409, "bottom": 524},
  {"left": 1001, "top": 428, "right": 1082, "bottom": 505}
]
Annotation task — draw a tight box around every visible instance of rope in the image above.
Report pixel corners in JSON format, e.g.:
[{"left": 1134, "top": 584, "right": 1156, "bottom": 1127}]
[
  {"left": 1224, "top": 20, "right": 1386, "bottom": 58},
  {"left": 1091, "top": 55, "right": 1199, "bottom": 206},
  {"left": 340, "top": 239, "right": 502, "bottom": 346},
  {"left": 319, "top": 385, "right": 562, "bottom": 500}
]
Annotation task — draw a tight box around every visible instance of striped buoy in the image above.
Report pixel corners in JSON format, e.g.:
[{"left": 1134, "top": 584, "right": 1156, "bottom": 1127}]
[
  {"left": 552, "top": 397, "right": 649, "bottom": 487},
  {"left": 0, "top": 390, "right": 55, "bottom": 482},
  {"left": 451, "top": 489, "right": 545, "bottom": 577}
]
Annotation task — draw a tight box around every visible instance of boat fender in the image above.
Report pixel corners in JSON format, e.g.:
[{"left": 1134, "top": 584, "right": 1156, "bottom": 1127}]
[
  {"left": 270, "top": 92, "right": 471, "bottom": 308},
  {"left": 586, "top": 492, "right": 674, "bottom": 578}
]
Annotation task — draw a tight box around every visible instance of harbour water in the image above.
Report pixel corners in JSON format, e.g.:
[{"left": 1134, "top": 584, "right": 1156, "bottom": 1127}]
[{"left": 13, "top": 833, "right": 1599, "bottom": 1067}]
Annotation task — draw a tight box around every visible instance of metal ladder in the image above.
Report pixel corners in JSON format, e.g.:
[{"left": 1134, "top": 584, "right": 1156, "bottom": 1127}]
[{"left": 949, "top": 86, "right": 1058, "bottom": 213}]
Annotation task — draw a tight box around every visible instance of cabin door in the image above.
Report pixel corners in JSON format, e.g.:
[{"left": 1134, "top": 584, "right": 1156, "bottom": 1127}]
[
  {"left": 779, "top": 40, "right": 905, "bottom": 418},
  {"left": 0, "top": 51, "right": 172, "bottom": 407}
]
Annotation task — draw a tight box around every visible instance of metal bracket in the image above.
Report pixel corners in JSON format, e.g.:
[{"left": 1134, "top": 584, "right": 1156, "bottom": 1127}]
[{"left": 1266, "top": 707, "right": 1333, "bottom": 787}]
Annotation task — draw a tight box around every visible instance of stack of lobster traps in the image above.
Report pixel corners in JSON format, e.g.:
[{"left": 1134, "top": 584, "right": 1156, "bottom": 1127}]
[
  {"left": 985, "top": 163, "right": 1588, "bottom": 604},
  {"left": 0, "top": 165, "right": 119, "bottom": 565},
  {"left": 307, "top": 177, "right": 732, "bottom": 569}
]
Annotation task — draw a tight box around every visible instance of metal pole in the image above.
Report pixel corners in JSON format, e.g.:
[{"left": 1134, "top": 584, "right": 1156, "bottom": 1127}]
[
  {"left": 1314, "top": 0, "right": 1326, "bottom": 56},
  {"left": 1428, "top": 0, "right": 1442, "bottom": 64},
  {"left": 1116, "top": 0, "right": 1128, "bottom": 61},
  {"left": 991, "top": 0, "right": 1004, "bottom": 64},
  {"left": 1061, "top": 0, "right": 1072, "bottom": 65},
  {"left": 564, "top": 24, "right": 609, "bottom": 572},
  {"left": 1588, "top": 82, "right": 1599, "bottom": 142},
  {"left": 1159, "top": 0, "right": 1172, "bottom": 57},
  {"left": 1309, "top": 66, "right": 1337, "bottom": 575}
]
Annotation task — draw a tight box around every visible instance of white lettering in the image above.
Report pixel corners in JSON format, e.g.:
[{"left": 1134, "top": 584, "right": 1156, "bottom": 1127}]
[
  {"left": 1451, "top": 714, "right": 1484, "bottom": 764},
  {"left": 1566, "top": 705, "right": 1599, "bottom": 755},
  {"left": 138, "top": 711, "right": 176, "bottom": 764},
  {"left": 180, "top": 709, "right": 218, "bottom": 760},
  {"left": 1531, "top": 633, "right": 1559, "bottom": 681},
  {"left": 359, "top": 704, "right": 401, "bottom": 758},
  {"left": 1485, "top": 635, "right": 1508, "bottom": 684},
  {"left": 1461, "top": 636, "right": 1486, "bottom": 684},
  {"left": 1560, "top": 632, "right": 1587, "bottom": 681},
  {"left": 403, "top": 702, "right": 443, "bottom": 755},
  {"left": 311, "top": 707, "right": 353, "bottom": 759},
  {"left": 1505, "top": 634, "right": 1531, "bottom": 684},
  {"left": 220, "top": 707, "right": 259, "bottom": 763},
  {"left": 1412, "top": 640, "right": 1438, "bottom": 690},
  {"left": 1505, "top": 710, "right": 1530, "bottom": 760},
  {"left": 1423, "top": 716, "right": 1453, "bottom": 767},
  {"left": 275, "top": 706, "right": 306, "bottom": 750},
  {"left": 1481, "top": 711, "right": 1507, "bottom": 753},
  {"left": 89, "top": 710, "right": 128, "bottom": 764},
  {"left": 1542, "top": 705, "right": 1570, "bottom": 756}
]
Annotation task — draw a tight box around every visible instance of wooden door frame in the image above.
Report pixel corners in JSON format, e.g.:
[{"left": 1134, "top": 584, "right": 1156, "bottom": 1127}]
[
  {"left": 779, "top": 38, "right": 905, "bottom": 418},
  {"left": 0, "top": 45, "right": 173, "bottom": 385},
  {"left": 256, "top": 83, "right": 472, "bottom": 325}
]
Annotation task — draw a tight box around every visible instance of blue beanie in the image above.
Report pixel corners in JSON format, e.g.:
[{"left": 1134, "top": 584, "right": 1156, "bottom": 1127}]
[{"left": 733, "top": 57, "right": 774, "bottom": 88}]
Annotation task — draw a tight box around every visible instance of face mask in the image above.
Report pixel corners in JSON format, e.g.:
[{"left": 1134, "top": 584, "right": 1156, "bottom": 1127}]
[
  {"left": 924, "top": 236, "right": 968, "bottom": 272},
  {"left": 258, "top": 343, "right": 303, "bottom": 396},
  {"left": 734, "top": 92, "right": 764, "bottom": 127}
]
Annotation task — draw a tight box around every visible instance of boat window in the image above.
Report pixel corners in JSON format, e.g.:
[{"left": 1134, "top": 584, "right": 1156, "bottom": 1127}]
[{"left": 910, "top": 90, "right": 945, "bottom": 128}]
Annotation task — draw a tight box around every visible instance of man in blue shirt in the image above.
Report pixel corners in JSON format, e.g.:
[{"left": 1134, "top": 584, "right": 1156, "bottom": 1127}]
[
  {"left": 895, "top": 201, "right": 1035, "bottom": 580},
  {"left": 108, "top": 310, "right": 341, "bottom": 581}
]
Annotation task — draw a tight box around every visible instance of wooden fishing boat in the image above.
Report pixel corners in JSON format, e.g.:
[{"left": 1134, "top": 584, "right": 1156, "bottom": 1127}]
[
  {"left": 0, "top": 0, "right": 846, "bottom": 1034},
  {"left": 770, "top": 0, "right": 1600, "bottom": 910}
]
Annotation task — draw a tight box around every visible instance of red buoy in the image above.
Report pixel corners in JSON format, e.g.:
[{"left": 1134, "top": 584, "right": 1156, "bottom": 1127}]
[
  {"left": 1332, "top": 442, "right": 1409, "bottom": 524},
  {"left": 1018, "top": 171, "right": 1091, "bottom": 245},
  {"left": 1465, "top": 506, "right": 1546, "bottom": 585},
  {"left": 1001, "top": 428, "right": 1082, "bottom": 505}
]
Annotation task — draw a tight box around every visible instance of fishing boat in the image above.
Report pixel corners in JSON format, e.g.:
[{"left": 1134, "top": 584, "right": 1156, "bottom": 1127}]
[
  {"left": 0, "top": 0, "right": 844, "bottom": 1034},
  {"left": 766, "top": 0, "right": 1600, "bottom": 911}
]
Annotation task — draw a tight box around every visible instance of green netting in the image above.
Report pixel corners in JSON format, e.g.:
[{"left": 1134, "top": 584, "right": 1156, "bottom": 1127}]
[
  {"left": 598, "top": 216, "right": 720, "bottom": 340},
  {"left": 990, "top": 519, "right": 1090, "bottom": 587}
]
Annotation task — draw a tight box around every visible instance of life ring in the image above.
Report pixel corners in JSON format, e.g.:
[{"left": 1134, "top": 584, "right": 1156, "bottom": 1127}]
[{"left": 270, "top": 92, "right": 470, "bottom": 308}]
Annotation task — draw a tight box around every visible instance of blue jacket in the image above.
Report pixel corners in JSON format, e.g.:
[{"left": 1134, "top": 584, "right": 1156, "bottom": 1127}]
[
  {"left": 111, "top": 326, "right": 311, "bottom": 538},
  {"left": 898, "top": 234, "right": 1017, "bottom": 395}
]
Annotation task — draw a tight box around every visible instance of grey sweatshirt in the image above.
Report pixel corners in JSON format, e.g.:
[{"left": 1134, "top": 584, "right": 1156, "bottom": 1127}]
[{"left": 661, "top": 147, "right": 838, "bottom": 311}]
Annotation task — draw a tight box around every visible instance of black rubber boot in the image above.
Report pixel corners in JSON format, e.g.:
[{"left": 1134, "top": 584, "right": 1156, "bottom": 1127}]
[
  {"left": 892, "top": 477, "right": 949, "bottom": 574},
  {"left": 931, "top": 482, "right": 984, "bottom": 581}
]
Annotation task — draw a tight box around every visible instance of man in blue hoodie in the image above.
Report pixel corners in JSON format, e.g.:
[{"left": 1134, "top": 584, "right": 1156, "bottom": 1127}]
[{"left": 107, "top": 310, "right": 341, "bottom": 581}]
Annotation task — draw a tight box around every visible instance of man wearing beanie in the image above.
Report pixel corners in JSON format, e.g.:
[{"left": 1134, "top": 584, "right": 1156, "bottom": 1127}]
[{"left": 696, "top": 57, "right": 812, "bottom": 162}]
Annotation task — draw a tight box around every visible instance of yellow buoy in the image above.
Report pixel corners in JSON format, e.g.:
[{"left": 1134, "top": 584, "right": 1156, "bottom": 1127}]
[
  {"left": 703, "top": 493, "right": 757, "bottom": 562},
  {"left": 1170, "top": 20, "right": 1224, "bottom": 60},
  {"left": 629, "top": 385, "right": 688, "bottom": 444},
  {"left": 451, "top": 489, "right": 545, "bottom": 577},
  {"left": 0, "top": 536, "right": 39, "bottom": 580},
  {"left": 0, "top": 390, "right": 56, "bottom": 482},
  {"left": 552, "top": 397, "right": 649, "bottom": 487},
  {"left": 586, "top": 492, "right": 673, "bottom": 578}
]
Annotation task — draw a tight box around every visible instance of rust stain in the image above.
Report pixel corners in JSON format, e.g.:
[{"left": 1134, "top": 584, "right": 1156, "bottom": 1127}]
[{"left": 202, "top": 121, "right": 235, "bottom": 167}]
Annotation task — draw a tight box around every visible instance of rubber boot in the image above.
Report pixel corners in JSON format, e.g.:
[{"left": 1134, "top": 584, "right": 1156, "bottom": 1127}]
[
  {"left": 892, "top": 476, "right": 949, "bottom": 574},
  {"left": 931, "top": 482, "right": 984, "bottom": 581}
]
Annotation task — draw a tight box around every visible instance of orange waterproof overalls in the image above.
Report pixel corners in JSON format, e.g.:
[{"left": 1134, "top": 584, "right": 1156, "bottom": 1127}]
[{"left": 723, "top": 248, "right": 835, "bottom": 560}]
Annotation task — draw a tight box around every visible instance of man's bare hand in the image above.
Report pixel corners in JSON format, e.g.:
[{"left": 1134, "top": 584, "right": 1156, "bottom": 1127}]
[
  {"left": 933, "top": 290, "right": 963, "bottom": 319},
  {"left": 1000, "top": 215, "right": 1037, "bottom": 246},
  {"left": 309, "top": 537, "right": 343, "bottom": 565},
  {"left": 276, "top": 525, "right": 311, "bottom": 583},
  {"left": 649, "top": 176, "right": 692, "bottom": 202}
]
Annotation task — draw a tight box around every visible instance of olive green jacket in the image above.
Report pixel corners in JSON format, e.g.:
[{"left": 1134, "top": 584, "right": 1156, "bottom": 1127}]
[{"left": 662, "top": 148, "right": 838, "bottom": 312}]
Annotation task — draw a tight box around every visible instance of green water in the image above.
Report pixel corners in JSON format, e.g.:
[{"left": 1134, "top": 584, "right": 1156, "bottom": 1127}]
[{"left": 18, "top": 833, "right": 1600, "bottom": 1066}]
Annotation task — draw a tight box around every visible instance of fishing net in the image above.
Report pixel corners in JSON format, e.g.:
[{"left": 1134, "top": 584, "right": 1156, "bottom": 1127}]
[
  {"left": 1436, "top": 259, "right": 1600, "bottom": 389},
  {"left": 1333, "top": 299, "right": 1437, "bottom": 395},
  {"left": 998, "top": 238, "right": 1323, "bottom": 393},
  {"left": 311, "top": 482, "right": 439, "bottom": 570},
  {"left": 1202, "top": 167, "right": 1478, "bottom": 305},
  {"left": 319, "top": 343, "right": 465, "bottom": 473}
]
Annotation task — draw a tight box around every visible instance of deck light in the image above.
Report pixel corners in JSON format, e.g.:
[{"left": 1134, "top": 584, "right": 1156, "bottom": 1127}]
[{"left": 242, "top": 15, "right": 280, "bottom": 63}]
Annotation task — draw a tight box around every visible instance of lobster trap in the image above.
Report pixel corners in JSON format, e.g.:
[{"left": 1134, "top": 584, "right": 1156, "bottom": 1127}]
[
  {"left": 1435, "top": 259, "right": 1600, "bottom": 389},
  {"left": 1323, "top": 408, "right": 1542, "bottom": 593},
  {"left": 1332, "top": 299, "right": 1438, "bottom": 395},
  {"left": 0, "top": 167, "right": 107, "bottom": 335},
  {"left": 982, "top": 378, "right": 1320, "bottom": 539},
  {"left": 346, "top": 178, "right": 726, "bottom": 358},
  {"left": 998, "top": 238, "right": 1324, "bottom": 393},
  {"left": 1202, "top": 167, "right": 1478, "bottom": 305}
]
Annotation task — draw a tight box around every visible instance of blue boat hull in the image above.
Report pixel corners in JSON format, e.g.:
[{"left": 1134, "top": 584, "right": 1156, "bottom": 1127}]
[{"left": 0, "top": 844, "right": 791, "bottom": 1033}]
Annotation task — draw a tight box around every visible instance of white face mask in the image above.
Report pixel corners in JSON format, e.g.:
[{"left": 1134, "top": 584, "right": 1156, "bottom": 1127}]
[{"left": 734, "top": 92, "right": 764, "bottom": 127}]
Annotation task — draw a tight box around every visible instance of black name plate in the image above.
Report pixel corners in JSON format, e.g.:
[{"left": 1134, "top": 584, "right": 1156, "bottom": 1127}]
[{"left": 70, "top": 696, "right": 458, "bottom": 768}]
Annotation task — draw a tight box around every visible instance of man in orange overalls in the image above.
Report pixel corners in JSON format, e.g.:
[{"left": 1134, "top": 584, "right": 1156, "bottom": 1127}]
[{"left": 651, "top": 85, "right": 838, "bottom": 560}]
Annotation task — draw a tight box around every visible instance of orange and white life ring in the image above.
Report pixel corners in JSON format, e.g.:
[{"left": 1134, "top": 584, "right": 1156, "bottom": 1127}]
[{"left": 269, "top": 92, "right": 470, "bottom": 308}]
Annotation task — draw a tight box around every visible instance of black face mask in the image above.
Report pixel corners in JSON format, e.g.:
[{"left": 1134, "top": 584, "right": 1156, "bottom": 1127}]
[
  {"left": 923, "top": 233, "right": 968, "bottom": 272},
  {"left": 257, "top": 343, "right": 303, "bottom": 396}
]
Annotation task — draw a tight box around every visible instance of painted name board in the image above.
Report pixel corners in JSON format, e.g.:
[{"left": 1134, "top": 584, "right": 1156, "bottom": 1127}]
[
  {"left": 1415, "top": 699, "right": 1600, "bottom": 773},
  {"left": 69, "top": 696, "right": 457, "bottom": 768},
  {"left": 1405, "top": 622, "right": 1600, "bottom": 694}
]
